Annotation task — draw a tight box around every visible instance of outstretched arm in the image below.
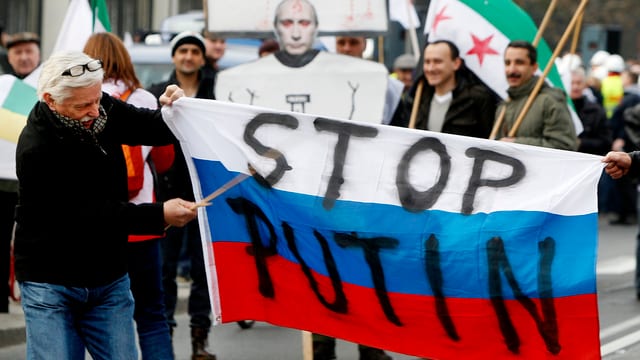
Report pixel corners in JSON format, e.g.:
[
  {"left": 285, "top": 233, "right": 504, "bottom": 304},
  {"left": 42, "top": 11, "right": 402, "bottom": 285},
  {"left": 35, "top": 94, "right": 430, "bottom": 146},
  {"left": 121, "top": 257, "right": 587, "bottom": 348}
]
[
  {"left": 159, "top": 84, "right": 185, "bottom": 106},
  {"left": 602, "top": 151, "right": 632, "bottom": 179}
]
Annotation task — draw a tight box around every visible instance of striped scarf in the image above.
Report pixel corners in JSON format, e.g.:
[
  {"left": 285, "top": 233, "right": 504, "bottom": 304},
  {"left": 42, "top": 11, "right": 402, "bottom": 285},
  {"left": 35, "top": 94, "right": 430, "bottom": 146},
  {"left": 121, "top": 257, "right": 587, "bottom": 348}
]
[{"left": 53, "top": 104, "right": 108, "bottom": 153}]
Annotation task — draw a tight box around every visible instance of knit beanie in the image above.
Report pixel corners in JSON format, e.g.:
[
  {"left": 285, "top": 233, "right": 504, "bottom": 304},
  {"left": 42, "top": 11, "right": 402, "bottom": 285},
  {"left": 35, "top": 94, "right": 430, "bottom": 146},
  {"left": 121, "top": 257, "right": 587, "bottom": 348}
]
[{"left": 170, "top": 31, "right": 205, "bottom": 57}]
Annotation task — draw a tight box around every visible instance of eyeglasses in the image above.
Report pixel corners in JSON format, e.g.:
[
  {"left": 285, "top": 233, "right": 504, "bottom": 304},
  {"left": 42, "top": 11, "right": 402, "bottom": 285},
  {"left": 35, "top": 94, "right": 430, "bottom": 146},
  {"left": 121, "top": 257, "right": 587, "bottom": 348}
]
[{"left": 61, "top": 60, "right": 103, "bottom": 77}]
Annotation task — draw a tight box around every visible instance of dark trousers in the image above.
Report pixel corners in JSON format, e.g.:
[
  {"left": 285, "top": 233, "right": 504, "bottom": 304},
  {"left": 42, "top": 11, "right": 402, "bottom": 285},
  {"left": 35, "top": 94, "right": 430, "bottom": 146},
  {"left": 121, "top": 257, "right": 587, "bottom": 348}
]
[
  {"left": 0, "top": 191, "right": 17, "bottom": 313},
  {"left": 128, "top": 238, "right": 174, "bottom": 359},
  {"left": 161, "top": 219, "right": 212, "bottom": 329}
]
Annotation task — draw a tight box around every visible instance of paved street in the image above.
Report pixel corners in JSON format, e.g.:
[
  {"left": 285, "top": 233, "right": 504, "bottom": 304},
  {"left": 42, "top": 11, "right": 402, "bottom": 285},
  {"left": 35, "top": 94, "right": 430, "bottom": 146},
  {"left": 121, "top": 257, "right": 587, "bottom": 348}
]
[{"left": 2, "top": 216, "right": 640, "bottom": 359}]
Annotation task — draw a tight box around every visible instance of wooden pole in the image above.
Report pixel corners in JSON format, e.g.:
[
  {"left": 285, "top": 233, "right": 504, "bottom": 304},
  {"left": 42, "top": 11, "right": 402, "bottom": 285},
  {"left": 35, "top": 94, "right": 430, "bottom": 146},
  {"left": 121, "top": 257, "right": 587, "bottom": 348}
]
[
  {"left": 489, "top": 105, "right": 507, "bottom": 140},
  {"left": 302, "top": 331, "right": 313, "bottom": 360},
  {"left": 508, "top": 0, "right": 590, "bottom": 138},
  {"left": 532, "top": 0, "right": 559, "bottom": 47},
  {"left": 378, "top": 36, "right": 385, "bottom": 64},
  {"left": 164, "top": 172, "right": 249, "bottom": 230},
  {"left": 408, "top": 79, "right": 424, "bottom": 129},
  {"left": 570, "top": 10, "right": 584, "bottom": 55}
]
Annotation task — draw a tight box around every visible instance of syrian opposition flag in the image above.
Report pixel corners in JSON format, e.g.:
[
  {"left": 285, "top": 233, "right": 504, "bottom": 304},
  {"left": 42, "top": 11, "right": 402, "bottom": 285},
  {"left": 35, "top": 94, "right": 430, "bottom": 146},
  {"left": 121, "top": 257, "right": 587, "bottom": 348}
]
[
  {"left": 424, "top": 0, "right": 583, "bottom": 133},
  {"left": 52, "top": 0, "right": 111, "bottom": 53},
  {"left": 0, "top": 0, "right": 111, "bottom": 181},
  {"left": 163, "top": 98, "right": 602, "bottom": 359}
]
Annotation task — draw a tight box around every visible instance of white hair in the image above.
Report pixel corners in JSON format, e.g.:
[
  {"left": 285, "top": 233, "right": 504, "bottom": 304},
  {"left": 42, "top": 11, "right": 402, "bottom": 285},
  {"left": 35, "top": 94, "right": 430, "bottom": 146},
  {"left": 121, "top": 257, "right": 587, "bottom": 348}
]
[
  {"left": 37, "top": 51, "right": 104, "bottom": 102},
  {"left": 571, "top": 66, "right": 586, "bottom": 79}
]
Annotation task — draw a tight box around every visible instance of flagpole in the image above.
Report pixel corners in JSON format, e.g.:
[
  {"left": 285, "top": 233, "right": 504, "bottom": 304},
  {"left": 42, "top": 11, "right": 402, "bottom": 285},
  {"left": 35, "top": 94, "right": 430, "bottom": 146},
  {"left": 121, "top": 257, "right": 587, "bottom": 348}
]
[
  {"left": 408, "top": 79, "right": 424, "bottom": 129},
  {"left": 164, "top": 172, "right": 249, "bottom": 230},
  {"left": 508, "top": 0, "right": 590, "bottom": 138},
  {"left": 378, "top": 36, "right": 385, "bottom": 64},
  {"left": 302, "top": 331, "right": 313, "bottom": 360},
  {"left": 570, "top": 10, "right": 584, "bottom": 55},
  {"left": 489, "top": 105, "right": 507, "bottom": 140},
  {"left": 532, "top": 0, "right": 559, "bottom": 47}
]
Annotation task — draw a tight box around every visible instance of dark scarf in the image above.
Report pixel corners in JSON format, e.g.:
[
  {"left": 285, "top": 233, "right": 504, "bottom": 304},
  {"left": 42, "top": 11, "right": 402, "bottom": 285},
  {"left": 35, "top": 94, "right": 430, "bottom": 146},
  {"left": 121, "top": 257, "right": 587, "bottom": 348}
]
[{"left": 53, "top": 104, "right": 108, "bottom": 153}]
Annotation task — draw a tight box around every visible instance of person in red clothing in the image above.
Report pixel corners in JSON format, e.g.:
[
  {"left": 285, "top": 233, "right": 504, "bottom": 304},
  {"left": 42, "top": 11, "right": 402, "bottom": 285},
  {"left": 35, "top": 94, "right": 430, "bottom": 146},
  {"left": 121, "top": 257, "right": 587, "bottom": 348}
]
[{"left": 84, "top": 32, "right": 177, "bottom": 360}]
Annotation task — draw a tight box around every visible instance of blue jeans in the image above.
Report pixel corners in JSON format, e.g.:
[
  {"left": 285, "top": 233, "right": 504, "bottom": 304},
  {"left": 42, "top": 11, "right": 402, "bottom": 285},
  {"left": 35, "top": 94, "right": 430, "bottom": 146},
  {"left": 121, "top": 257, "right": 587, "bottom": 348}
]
[
  {"left": 19, "top": 275, "right": 137, "bottom": 360},
  {"left": 128, "top": 238, "right": 174, "bottom": 359},
  {"left": 161, "top": 219, "right": 212, "bottom": 330}
]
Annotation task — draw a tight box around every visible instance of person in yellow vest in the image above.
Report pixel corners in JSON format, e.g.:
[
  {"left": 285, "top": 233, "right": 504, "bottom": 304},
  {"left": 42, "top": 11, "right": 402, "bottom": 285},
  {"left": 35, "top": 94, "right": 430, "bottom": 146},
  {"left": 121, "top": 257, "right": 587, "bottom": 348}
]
[{"left": 601, "top": 54, "right": 625, "bottom": 118}]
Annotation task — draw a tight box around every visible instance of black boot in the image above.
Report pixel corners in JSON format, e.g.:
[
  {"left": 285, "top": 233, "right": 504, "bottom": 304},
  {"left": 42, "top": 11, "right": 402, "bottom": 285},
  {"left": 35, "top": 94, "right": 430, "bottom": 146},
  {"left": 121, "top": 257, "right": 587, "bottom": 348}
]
[
  {"left": 191, "top": 327, "right": 217, "bottom": 360},
  {"left": 313, "top": 340, "right": 336, "bottom": 360}
]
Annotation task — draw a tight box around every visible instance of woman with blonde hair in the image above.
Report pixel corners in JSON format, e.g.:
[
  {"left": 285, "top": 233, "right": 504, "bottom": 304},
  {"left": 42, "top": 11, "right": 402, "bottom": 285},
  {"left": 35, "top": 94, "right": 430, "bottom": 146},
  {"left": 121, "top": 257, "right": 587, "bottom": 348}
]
[{"left": 84, "top": 32, "right": 175, "bottom": 360}]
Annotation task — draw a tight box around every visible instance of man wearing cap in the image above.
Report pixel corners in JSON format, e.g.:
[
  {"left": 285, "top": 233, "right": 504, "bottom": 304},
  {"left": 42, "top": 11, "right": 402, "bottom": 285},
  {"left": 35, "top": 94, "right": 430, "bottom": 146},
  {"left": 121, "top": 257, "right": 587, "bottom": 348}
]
[
  {"left": 0, "top": 22, "right": 12, "bottom": 315},
  {"left": 148, "top": 31, "right": 218, "bottom": 360},
  {"left": 149, "top": 31, "right": 213, "bottom": 99},
  {"left": 391, "top": 40, "right": 498, "bottom": 138},
  {"left": 391, "top": 54, "right": 416, "bottom": 93},
  {"left": 6, "top": 31, "right": 40, "bottom": 79},
  {"left": 1, "top": 31, "right": 41, "bottom": 314}
]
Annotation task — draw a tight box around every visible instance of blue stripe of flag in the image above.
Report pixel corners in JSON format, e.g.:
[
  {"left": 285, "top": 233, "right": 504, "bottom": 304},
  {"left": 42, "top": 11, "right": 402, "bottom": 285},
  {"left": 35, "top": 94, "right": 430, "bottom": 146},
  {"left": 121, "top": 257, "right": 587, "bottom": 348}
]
[{"left": 195, "top": 159, "right": 597, "bottom": 300}]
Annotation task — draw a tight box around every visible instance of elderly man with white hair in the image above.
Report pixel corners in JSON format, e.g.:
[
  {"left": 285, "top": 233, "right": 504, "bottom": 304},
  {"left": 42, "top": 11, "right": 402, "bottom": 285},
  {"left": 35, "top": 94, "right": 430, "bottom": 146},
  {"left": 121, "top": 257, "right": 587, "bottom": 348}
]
[{"left": 14, "top": 51, "right": 192, "bottom": 359}]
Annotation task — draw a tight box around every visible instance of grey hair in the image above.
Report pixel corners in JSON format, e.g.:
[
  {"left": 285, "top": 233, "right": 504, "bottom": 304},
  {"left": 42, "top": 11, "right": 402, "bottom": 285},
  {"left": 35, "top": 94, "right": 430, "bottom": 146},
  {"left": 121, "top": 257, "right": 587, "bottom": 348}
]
[
  {"left": 37, "top": 51, "right": 104, "bottom": 102},
  {"left": 571, "top": 66, "right": 586, "bottom": 79}
]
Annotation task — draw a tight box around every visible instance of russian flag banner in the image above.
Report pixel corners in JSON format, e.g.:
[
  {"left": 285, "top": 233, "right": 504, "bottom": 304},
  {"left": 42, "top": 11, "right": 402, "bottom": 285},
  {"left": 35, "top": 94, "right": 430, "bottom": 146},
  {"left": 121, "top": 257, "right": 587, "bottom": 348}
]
[{"left": 163, "top": 98, "right": 603, "bottom": 359}]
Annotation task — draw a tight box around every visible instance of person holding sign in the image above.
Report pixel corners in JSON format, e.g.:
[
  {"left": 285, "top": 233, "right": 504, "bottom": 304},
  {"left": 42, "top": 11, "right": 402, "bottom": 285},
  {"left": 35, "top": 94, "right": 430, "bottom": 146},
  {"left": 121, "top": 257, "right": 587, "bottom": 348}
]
[
  {"left": 215, "top": 0, "right": 389, "bottom": 124},
  {"left": 494, "top": 40, "right": 577, "bottom": 150},
  {"left": 13, "top": 51, "right": 193, "bottom": 359},
  {"left": 603, "top": 151, "right": 637, "bottom": 179}
]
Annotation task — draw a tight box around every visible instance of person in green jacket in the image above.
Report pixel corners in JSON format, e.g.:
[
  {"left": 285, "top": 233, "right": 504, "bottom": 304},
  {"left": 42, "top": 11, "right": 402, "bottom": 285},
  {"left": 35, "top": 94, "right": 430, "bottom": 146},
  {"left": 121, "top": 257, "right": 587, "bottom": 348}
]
[{"left": 495, "top": 40, "right": 578, "bottom": 151}]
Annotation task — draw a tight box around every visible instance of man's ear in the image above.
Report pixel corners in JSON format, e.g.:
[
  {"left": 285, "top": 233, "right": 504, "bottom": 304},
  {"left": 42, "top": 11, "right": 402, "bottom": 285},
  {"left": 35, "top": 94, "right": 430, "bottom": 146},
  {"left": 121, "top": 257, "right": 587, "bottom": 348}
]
[
  {"left": 42, "top": 93, "right": 55, "bottom": 110},
  {"left": 453, "top": 57, "right": 462, "bottom": 71}
]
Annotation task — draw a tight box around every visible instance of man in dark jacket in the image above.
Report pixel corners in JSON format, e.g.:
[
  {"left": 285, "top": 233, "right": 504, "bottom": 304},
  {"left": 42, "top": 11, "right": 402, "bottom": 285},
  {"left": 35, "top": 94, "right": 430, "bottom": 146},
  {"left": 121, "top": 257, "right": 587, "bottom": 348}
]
[
  {"left": 14, "top": 51, "right": 195, "bottom": 359},
  {"left": 391, "top": 40, "right": 498, "bottom": 139},
  {"left": 570, "top": 67, "right": 612, "bottom": 155},
  {"left": 148, "top": 30, "right": 218, "bottom": 360}
]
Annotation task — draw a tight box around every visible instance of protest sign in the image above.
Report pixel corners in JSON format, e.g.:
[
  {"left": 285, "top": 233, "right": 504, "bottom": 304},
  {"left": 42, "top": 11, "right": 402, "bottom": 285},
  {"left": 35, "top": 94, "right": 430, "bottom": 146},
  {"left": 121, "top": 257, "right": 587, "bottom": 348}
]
[
  {"left": 164, "top": 98, "right": 602, "bottom": 359},
  {"left": 205, "top": 0, "right": 387, "bottom": 37}
]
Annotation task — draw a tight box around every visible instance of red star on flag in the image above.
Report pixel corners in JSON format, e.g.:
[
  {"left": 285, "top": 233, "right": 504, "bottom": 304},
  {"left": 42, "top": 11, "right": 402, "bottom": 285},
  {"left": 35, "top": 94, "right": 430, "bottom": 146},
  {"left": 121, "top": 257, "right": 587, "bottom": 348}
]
[
  {"left": 466, "top": 34, "right": 500, "bottom": 66},
  {"left": 432, "top": 6, "right": 451, "bottom": 34}
]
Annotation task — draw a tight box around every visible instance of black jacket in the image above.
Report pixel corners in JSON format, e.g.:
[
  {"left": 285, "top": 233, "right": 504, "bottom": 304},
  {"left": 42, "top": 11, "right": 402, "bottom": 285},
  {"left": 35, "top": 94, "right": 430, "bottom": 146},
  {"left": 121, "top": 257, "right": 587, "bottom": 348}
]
[
  {"left": 391, "top": 69, "right": 498, "bottom": 138},
  {"left": 14, "top": 95, "right": 175, "bottom": 287},
  {"left": 147, "top": 69, "right": 215, "bottom": 101},
  {"left": 573, "top": 97, "right": 612, "bottom": 155}
]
